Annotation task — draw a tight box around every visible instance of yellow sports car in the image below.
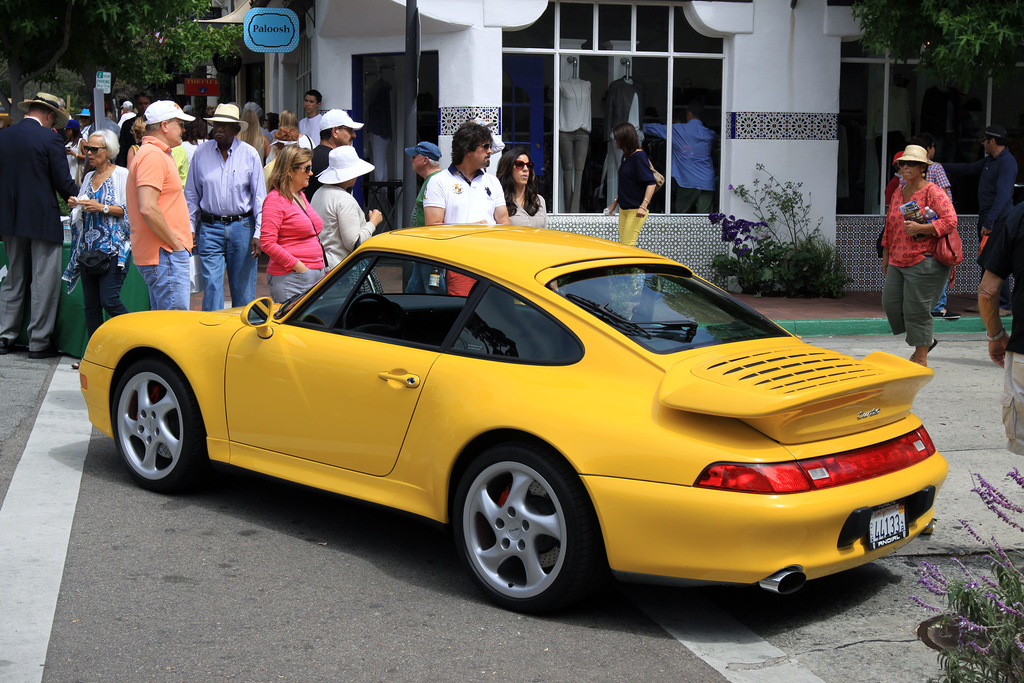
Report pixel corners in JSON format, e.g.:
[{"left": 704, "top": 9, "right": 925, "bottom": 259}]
[{"left": 79, "top": 227, "right": 946, "bottom": 613}]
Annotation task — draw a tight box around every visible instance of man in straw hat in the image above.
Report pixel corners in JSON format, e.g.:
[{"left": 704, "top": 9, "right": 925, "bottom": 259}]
[
  {"left": 0, "top": 93, "right": 79, "bottom": 358},
  {"left": 126, "top": 100, "right": 196, "bottom": 311},
  {"left": 184, "top": 103, "right": 266, "bottom": 311}
]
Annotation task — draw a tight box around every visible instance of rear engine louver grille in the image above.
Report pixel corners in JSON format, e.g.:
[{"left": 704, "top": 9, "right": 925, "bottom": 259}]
[{"left": 702, "top": 349, "right": 884, "bottom": 395}]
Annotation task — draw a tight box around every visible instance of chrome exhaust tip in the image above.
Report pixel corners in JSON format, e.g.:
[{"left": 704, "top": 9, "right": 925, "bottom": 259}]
[{"left": 758, "top": 565, "right": 806, "bottom": 594}]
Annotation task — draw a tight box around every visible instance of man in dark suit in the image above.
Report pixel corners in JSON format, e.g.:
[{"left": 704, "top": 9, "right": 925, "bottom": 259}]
[{"left": 0, "top": 93, "right": 80, "bottom": 358}]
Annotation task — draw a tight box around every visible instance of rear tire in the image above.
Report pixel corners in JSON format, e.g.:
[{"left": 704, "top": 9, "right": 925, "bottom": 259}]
[
  {"left": 111, "top": 359, "right": 209, "bottom": 492},
  {"left": 453, "top": 442, "right": 606, "bottom": 613}
]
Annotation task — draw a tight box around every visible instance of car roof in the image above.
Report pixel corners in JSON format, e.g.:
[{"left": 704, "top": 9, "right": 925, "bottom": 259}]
[{"left": 361, "top": 226, "right": 672, "bottom": 281}]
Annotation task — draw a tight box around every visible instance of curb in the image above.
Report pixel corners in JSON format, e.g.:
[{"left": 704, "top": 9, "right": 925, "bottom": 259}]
[{"left": 778, "top": 315, "right": 1001, "bottom": 338}]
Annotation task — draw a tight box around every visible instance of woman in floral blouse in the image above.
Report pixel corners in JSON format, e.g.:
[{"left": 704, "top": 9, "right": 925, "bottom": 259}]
[
  {"left": 880, "top": 144, "right": 958, "bottom": 367},
  {"left": 64, "top": 129, "right": 131, "bottom": 360}
]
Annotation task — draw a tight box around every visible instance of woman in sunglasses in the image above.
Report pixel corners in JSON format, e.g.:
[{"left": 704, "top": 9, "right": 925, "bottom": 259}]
[
  {"left": 880, "top": 144, "right": 958, "bottom": 367},
  {"left": 497, "top": 147, "right": 547, "bottom": 228},
  {"left": 63, "top": 130, "right": 131, "bottom": 365},
  {"left": 260, "top": 145, "right": 325, "bottom": 302}
]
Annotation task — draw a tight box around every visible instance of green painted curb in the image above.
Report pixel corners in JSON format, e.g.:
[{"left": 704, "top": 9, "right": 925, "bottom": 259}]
[{"left": 777, "top": 315, "right": 1005, "bottom": 338}]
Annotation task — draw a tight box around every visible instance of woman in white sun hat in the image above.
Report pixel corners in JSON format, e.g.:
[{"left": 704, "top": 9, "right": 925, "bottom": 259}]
[{"left": 310, "top": 145, "right": 382, "bottom": 270}]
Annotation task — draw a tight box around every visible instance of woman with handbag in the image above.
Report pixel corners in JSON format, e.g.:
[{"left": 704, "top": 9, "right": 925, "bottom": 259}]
[
  {"left": 260, "top": 145, "right": 325, "bottom": 302},
  {"left": 880, "top": 144, "right": 959, "bottom": 367},
  {"left": 605, "top": 122, "right": 658, "bottom": 247},
  {"left": 63, "top": 129, "right": 131, "bottom": 367}
]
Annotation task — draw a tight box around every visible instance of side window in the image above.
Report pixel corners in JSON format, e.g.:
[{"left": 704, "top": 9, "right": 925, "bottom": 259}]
[
  {"left": 453, "top": 287, "right": 582, "bottom": 364},
  {"left": 291, "top": 255, "right": 373, "bottom": 327},
  {"left": 336, "top": 255, "right": 470, "bottom": 346}
]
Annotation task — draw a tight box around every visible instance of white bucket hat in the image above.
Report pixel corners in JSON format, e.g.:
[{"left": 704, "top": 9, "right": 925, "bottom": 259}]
[
  {"left": 317, "top": 146, "right": 374, "bottom": 185},
  {"left": 205, "top": 103, "right": 248, "bottom": 132}
]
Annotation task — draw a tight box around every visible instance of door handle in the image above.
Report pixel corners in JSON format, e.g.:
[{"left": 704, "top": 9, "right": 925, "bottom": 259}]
[{"left": 378, "top": 371, "right": 420, "bottom": 388}]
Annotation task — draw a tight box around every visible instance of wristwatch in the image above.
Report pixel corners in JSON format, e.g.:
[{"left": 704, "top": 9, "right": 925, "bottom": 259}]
[
  {"left": 102, "top": 204, "right": 110, "bottom": 215},
  {"left": 986, "top": 329, "right": 1007, "bottom": 342}
]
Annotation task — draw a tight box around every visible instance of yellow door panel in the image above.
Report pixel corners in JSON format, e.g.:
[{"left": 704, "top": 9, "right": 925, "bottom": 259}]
[{"left": 225, "top": 325, "right": 440, "bottom": 476}]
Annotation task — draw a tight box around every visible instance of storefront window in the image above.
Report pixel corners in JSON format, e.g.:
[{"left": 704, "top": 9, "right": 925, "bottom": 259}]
[
  {"left": 503, "top": 1, "right": 723, "bottom": 215},
  {"left": 838, "top": 48, "right": 1022, "bottom": 215}
]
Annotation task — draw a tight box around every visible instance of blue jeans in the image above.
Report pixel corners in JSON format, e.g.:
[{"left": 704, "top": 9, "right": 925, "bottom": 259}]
[
  {"left": 197, "top": 217, "right": 257, "bottom": 311},
  {"left": 931, "top": 281, "right": 948, "bottom": 314},
  {"left": 138, "top": 249, "right": 191, "bottom": 311}
]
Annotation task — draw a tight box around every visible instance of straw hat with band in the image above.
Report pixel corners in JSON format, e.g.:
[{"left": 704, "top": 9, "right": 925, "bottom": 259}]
[
  {"left": 898, "top": 145, "right": 931, "bottom": 165},
  {"left": 205, "top": 103, "right": 248, "bottom": 132},
  {"left": 18, "top": 92, "right": 70, "bottom": 127},
  {"left": 317, "top": 146, "right": 374, "bottom": 185}
]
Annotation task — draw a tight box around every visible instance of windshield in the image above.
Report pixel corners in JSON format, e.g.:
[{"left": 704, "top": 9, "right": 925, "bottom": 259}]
[{"left": 551, "top": 265, "right": 787, "bottom": 353}]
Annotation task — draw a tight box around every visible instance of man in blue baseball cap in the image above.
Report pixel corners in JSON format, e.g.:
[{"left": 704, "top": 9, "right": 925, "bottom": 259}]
[{"left": 404, "top": 141, "right": 442, "bottom": 228}]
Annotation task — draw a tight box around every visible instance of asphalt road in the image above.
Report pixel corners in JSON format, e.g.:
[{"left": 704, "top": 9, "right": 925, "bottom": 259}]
[{"left": 1, "top": 331, "right": 1021, "bottom": 682}]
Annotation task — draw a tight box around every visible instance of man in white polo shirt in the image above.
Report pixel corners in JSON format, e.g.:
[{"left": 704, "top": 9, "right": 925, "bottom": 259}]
[
  {"left": 423, "top": 121, "right": 510, "bottom": 295},
  {"left": 423, "top": 121, "right": 510, "bottom": 227}
]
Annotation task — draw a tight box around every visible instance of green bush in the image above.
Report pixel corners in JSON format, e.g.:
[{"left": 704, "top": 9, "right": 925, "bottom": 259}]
[{"left": 709, "top": 164, "right": 851, "bottom": 298}]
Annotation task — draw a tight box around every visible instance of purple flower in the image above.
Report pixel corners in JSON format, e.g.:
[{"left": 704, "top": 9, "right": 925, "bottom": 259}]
[{"left": 728, "top": 184, "right": 734, "bottom": 191}]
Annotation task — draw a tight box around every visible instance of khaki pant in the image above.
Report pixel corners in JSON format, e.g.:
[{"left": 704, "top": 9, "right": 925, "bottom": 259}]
[
  {"left": 881, "top": 256, "right": 949, "bottom": 348},
  {"left": 617, "top": 208, "right": 648, "bottom": 247},
  {"left": 1002, "top": 351, "right": 1024, "bottom": 456}
]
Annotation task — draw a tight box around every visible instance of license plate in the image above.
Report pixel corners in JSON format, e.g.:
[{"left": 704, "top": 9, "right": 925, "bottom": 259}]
[{"left": 868, "top": 501, "right": 907, "bottom": 550}]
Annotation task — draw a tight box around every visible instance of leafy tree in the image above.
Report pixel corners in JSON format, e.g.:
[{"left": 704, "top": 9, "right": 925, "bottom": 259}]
[
  {"left": 0, "top": 0, "right": 240, "bottom": 119},
  {"left": 852, "top": 0, "right": 1024, "bottom": 89}
]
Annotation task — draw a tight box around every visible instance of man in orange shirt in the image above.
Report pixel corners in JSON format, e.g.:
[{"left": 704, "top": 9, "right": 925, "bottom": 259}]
[{"left": 126, "top": 101, "right": 196, "bottom": 310}]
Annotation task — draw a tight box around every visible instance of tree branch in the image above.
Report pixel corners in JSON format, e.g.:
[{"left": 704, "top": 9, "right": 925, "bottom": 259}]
[{"left": 17, "top": 2, "right": 74, "bottom": 88}]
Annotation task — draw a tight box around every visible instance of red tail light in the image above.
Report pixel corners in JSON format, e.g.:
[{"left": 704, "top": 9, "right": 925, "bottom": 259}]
[{"left": 695, "top": 427, "right": 936, "bottom": 494}]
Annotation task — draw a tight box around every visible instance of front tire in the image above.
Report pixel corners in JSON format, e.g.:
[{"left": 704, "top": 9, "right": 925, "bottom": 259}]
[
  {"left": 453, "top": 442, "right": 606, "bottom": 613},
  {"left": 112, "top": 359, "right": 209, "bottom": 492}
]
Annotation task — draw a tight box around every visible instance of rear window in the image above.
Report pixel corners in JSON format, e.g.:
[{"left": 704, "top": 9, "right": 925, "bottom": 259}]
[{"left": 550, "top": 265, "right": 787, "bottom": 353}]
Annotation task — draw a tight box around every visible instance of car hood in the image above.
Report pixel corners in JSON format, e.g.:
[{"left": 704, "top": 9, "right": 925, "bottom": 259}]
[{"left": 657, "top": 340, "right": 932, "bottom": 444}]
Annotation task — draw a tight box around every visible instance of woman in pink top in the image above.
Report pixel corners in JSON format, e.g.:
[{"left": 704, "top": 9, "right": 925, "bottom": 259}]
[
  {"left": 260, "top": 145, "right": 325, "bottom": 302},
  {"left": 880, "top": 144, "right": 958, "bottom": 367}
]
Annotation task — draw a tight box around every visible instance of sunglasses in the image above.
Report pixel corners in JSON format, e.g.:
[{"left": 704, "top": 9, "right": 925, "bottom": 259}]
[
  {"left": 83, "top": 145, "right": 102, "bottom": 154},
  {"left": 513, "top": 160, "right": 535, "bottom": 170},
  {"left": 292, "top": 165, "right": 314, "bottom": 173},
  {"left": 896, "top": 161, "right": 921, "bottom": 167}
]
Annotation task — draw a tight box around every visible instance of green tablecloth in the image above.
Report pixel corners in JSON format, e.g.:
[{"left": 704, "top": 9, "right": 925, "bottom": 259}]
[{"left": 0, "top": 241, "right": 150, "bottom": 358}]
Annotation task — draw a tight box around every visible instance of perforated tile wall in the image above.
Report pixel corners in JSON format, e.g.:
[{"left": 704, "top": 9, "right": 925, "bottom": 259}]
[
  {"left": 546, "top": 213, "right": 983, "bottom": 295},
  {"left": 835, "top": 215, "right": 981, "bottom": 293},
  {"left": 546, "top": 214, "right": 727, "bottom": 282}
]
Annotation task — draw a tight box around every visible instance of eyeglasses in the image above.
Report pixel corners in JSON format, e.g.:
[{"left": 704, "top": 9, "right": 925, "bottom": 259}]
[
  {"left": 292, "top": 165, "right": 314, "bottom": 173},
  {"left": 476, "top": 143, "right": 492, "bottom": 151},
  {"left": 83, "top": 145, "right": 102, "bottom": 154},
  {"left": 513, "top": 160, "right": 534, "bottom": 170}
]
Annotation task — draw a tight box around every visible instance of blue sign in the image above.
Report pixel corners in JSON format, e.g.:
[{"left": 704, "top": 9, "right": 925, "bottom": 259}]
[{"left": 243, "top": 7, "right": 299, "bottom": 53}]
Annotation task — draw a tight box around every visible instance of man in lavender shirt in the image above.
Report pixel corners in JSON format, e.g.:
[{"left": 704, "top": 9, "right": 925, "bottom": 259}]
[{"left": 184, "top": 103, "right": 267, "bottom": 311}]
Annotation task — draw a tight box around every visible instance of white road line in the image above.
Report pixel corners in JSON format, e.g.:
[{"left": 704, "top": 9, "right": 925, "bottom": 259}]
[
  {"left": 0, "top": 360, "right": 92, "bottom": 683},
  {"left": 628, "top": 589, "right": 826, "bottom": 683}
]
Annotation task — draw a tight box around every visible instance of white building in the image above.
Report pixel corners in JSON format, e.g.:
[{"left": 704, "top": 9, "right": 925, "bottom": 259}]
[{"left": 247, "top": 0, "right": 1023, "bottom": 293}]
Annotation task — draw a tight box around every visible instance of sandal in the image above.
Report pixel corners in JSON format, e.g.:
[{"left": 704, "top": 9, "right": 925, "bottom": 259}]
[{"left": 929, "top": 339, "right": 938, "bottom": 352}]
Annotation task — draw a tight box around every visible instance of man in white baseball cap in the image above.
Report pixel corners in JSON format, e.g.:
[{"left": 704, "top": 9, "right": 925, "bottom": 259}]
[
  {"left": 126, "top": 100, "right": 198, "bottom": 310},
  {"left": 306, "top": 109, "right": 364, "bottom": 200}
]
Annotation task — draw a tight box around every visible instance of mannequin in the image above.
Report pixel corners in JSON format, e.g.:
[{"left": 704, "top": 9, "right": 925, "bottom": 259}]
[
  {"left": 604, "top": 58, "right": 643, "bottom": 207},
  {"left": 366, "top": 67, "right": 394, "bottom": 181},
  {"left": 559, "top": 57, "right": 591, "bottom": 213}
]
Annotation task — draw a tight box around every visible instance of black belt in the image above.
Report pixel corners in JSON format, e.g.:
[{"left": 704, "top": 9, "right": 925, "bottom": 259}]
[{"left": 200, "top": 210, "right": 253, "bottom": 224}]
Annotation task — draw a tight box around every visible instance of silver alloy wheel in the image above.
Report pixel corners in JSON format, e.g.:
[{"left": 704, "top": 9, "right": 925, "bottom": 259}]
[
  {"left": 115, "top": 371, "right": 184, "bottom": 481},
  {"left": 461, "top": 461, "right": 567, "bottom": 600}
]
